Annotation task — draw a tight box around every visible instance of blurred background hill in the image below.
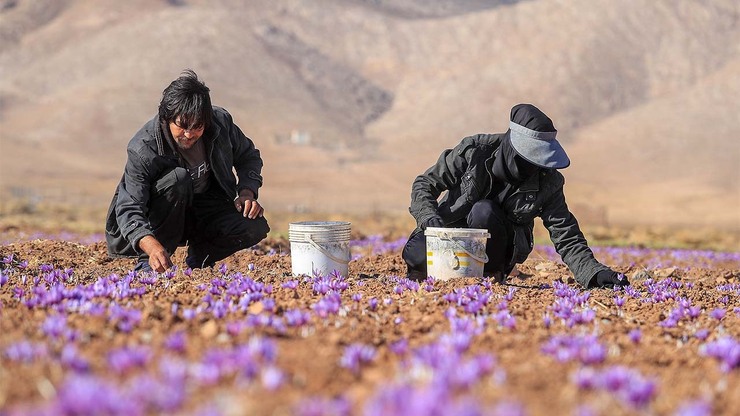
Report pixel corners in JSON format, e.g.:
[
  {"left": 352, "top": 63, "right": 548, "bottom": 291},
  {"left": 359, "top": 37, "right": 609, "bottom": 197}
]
[{"left": 1, "top": 0, "right": 739, "bottom": 246}]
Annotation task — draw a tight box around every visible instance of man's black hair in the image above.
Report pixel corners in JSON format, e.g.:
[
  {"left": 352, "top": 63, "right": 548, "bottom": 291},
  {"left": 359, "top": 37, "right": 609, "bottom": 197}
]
[{"left": 158, "top": 69, "right": 212, "bottom": 129}]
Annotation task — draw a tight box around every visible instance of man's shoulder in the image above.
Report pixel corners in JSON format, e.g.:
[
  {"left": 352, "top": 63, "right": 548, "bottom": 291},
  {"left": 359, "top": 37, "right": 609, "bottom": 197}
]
[
  {"left": 211, "top": 106, "right": 233, "bottom": 125},
  {"left": 541, "top": 168, "right": 565, "bottom": 188},
  {"left": 456, "top": 133, "right": 504, "bottom": 155},
  {"left": 126, "top": 116, "right": 159, "bottom": 154}
]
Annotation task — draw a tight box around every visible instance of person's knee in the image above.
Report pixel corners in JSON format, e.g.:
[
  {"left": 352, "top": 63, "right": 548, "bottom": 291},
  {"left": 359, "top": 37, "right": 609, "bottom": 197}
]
[
  {"left": 232, "top": 216, "right": 270, "bottom": 246},
  {"left": 155, "top": 167, "right": 192, "bottom": 205},
  {"left": 402, "top": 230, "right": 426, "bottom": 270},
  {"left": 468, "top": 200, "right": 505, "bottom": 229},
  {"left": 250, "top": 216, "right": 270, "bottom": 241}
]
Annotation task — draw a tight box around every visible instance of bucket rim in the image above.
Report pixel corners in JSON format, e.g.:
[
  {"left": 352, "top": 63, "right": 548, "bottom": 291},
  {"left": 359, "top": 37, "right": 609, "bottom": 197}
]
[
  {"left": 424, "top": 227, "right": 491, "bottom": 237},
  {"left": 289, "top": 221, "right": 351, "bottom": 227}
]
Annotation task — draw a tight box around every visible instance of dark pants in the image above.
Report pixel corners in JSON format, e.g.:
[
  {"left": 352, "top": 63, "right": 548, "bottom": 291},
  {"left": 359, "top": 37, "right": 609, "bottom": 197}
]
[
  {"left": 138, "top": 167, "right": 270, "bottom": 270},
  {"left": 402, "top": 199, "right": 513, "bottom": 278}
]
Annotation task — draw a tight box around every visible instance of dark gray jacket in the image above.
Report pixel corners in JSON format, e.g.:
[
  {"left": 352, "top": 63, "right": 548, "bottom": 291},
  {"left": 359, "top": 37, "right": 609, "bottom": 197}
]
[
  {"left": 409, "top": 133, "right": 608, "bottom": 287},
  {"left": 105, "top": 106, "right": 263, "bottom": 257}
]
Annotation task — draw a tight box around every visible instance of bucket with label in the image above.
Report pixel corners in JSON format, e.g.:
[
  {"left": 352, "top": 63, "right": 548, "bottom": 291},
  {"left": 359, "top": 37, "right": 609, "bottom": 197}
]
[
  {"left": 288, "top": 221, "right": 351, "bottom": 277},
  {"left": 424, "top": 227, "right": 490, "bottom": 280}
]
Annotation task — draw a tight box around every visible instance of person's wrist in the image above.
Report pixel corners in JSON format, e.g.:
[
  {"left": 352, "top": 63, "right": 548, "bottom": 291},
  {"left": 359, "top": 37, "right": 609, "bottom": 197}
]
[
  {"left": 239, "top": 188, "right": 255, "bottom": 199},
  {"left": 138, "top": 235, "right": 160, "bottom": 255}
]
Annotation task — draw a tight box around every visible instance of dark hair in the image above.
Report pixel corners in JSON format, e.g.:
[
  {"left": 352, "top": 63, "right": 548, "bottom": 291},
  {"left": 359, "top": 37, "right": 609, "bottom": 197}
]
[{"left": 158, "top": 69, "right": 212, "bottom": 129}]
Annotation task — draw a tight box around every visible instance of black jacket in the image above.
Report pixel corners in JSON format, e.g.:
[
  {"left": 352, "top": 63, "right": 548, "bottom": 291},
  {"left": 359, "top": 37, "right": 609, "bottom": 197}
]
[
  {"left": 409, "top": 133, "right": 608, "bottom": 287},
  {"left": 105, "top": 107, "right": 263, "bottom": 257}
]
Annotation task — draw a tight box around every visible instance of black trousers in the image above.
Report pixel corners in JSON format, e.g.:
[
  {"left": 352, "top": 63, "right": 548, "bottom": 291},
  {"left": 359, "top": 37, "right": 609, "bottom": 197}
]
[
  {"left": 139, "top": 167, "right": 270, "bottom": 269},
  {"left": 402, "top": 199, "right": 513, "bottom": 277}
]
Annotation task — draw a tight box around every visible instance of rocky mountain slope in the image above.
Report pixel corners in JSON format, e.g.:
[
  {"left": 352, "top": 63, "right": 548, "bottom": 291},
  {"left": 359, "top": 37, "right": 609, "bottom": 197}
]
[{"left": 1, "top": 0, "right": 738, "bottom": 231}]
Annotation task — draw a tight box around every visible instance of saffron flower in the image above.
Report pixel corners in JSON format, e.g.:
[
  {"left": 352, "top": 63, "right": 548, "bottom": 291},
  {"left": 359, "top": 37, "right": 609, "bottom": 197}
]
[
  {"left": 340, "top": 343, "right": 377, "bottom": 374},
  {"left": 700, "top": 336, "right": 740, "bottom": 373},
  {"left": 709, "top": 308, "right": 726, "bottom": 321}
]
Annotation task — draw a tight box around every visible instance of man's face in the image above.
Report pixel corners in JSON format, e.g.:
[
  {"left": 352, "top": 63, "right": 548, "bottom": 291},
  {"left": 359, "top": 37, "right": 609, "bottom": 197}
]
[{"left": 169, "top": 117, "right": 205, "bottom": 150}]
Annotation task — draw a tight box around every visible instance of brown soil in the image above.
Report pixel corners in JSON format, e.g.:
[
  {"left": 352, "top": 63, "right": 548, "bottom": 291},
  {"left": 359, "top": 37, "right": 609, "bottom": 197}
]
[{"left": 1, "top": 236, "right": 738, "bottom": 415}]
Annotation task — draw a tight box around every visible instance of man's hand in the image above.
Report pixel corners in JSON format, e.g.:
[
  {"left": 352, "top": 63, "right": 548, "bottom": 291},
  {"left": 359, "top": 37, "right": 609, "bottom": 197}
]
[
  {"left": 421, "top": 216, "right": 444, "bottom": 230},
  {"left": 593, "top": 270, "right": 630, "bottom": 288},
  {"left": 138, "top": 235, "right": 173, "bottom": 273},
  {"left": 234, "top": 189, "right": 264, "bottom": 219}
]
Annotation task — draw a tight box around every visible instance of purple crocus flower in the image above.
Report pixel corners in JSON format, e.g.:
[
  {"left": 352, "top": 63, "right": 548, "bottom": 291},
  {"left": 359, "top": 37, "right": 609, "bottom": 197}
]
[
  {"left": 182, "top": 308, "right": 197, "bottom": 320},
  {"left": 700, "top": 336, "right": 740, "bottom": 373},
  {"left": 541, "top": 334, "right": 606, "bottom": 365},
  {"left": 628, "top": 329, "right": 642, "bottom": 344},
  {"left": 284, "top": 308, "right": 311, "bottom": 327},
  {"left": 572, "top": 367, "right": 597, "bottom": 389},
  {"left": 260, "top": 365, "right": 284, "bottom": 390},
  {"left": 164, "top": 331, "right": 187, "bottom": 353},
  {"left": 340, "top": 343, "right": 377, "bottom": 374},
  {"left": 674, "top": 400, "right": 712, "bottom": 416},
  {"left": 575, "top": 366, "right": 656, "bottom": 409},
  {"left": 107, "top": 345, "right": 151, "bottom": 374},
  {"left": 543, "top": 313, "right": 552, "bottom": 329},
  {"left": 57, "top": 375, "right": 136, "bottom": 415},
  {"left": 687, "top": 306, "right": 702, "bottom": 320},
  {"left": 41, "top": 314, "right": 69, "bottom": 339},
  {"left": 312, "top": 293, "right": 342, "bottom": 318},
  {"left": 297, "top": 396, "right": 351, "bottom": 416},
  {"left": 694, "top": 328, "right": 710, "bottom": 341},
  {"left": 390, "top": 339, "right": 408, "bottom": 356},
  {"left": 709, "top": 308, "right": 726, "bottom": 321},
  {"left": 282, "top": 280, "right": 299, "bottom": 290},
  {"left": 60, "top": 345, "right": 90, "bottom": 372},
  {"left": 4, "top": 341, "right": 47, "bottom": 363},
  {"left": 492, "top": 401, "right": 526, "bottom": 416}
]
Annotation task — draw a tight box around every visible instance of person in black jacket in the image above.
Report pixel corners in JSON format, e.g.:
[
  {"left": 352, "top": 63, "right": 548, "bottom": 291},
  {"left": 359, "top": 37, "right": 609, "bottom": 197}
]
[
  {"left": 403, "top": 103, "right": 628, "bottom": 289},
  {"left": 105, "top": 69, "right": 269, "bottom": 272}
]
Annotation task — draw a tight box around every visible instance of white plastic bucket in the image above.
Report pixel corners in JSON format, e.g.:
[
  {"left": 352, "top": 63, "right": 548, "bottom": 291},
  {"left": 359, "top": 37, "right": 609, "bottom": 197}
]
[
  {"left": 425, "top": 227, "right": 490, "bottom": 280},
  {"left": 289, "top": 221, "right": 351, "bottom": 277}
]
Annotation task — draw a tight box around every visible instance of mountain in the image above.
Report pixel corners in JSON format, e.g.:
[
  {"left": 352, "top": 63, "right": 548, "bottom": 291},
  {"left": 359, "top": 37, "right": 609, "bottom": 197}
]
[{"left": 1, "top": 0, "right": 738, "bottom": 232}]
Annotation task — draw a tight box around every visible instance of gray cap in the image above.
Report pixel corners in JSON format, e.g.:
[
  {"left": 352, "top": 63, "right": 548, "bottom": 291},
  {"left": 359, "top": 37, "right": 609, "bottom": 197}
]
[{"left": 509, "top": 121, "right": 570, "bottom": 169}]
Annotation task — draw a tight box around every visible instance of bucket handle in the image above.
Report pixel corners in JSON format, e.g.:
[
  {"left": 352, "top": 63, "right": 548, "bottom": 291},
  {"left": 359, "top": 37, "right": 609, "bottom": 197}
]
[
  {"left": 305, "top": 234, "right": 350, "bottom": 265},
  {"left": 437, "top": 232, "right": 489, "bottom": 264}
]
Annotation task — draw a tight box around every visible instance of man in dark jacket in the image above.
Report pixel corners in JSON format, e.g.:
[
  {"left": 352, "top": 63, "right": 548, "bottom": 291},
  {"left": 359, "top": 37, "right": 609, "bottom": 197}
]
[
  {"left": 105, "top": 69, "right": 269, "bottom": 272},
  {"left": 403, "top": 103, "right": 628, "bottom": 289}
]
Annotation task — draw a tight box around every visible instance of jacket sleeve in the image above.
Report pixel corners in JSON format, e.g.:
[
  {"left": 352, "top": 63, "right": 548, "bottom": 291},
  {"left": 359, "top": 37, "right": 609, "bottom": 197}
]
[
  {"left": 114, "top": 145, "right": 155, "bottom": 252},
  {"left": 540, "top": 179, "right": 609, "bottom": 288},
  {"left": 226, "top": 112, "right": 263, "bottom": 198},
  {"left": 409, "top": 137, "right": 473, "bottom": 227}
]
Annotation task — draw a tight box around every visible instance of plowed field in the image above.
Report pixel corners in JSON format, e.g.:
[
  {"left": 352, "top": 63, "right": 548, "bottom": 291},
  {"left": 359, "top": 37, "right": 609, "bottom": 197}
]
[{"left": 1, "top": 234, "right": 738, "bottom": 415}]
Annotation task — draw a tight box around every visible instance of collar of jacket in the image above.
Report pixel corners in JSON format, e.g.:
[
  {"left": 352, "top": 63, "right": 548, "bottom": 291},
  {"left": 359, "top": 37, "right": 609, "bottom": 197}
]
[
  {"left": 154, "top": 114, "right": 223, "bottom": 157},
  {"left": 487, "top": 146, "right": 542, "bottom": 195},
  {"left": 514, "top": 170, "right": 541, "bottom": 193},
  {"left": 482, "top": 138, "right": 500, "bottom": 197}
]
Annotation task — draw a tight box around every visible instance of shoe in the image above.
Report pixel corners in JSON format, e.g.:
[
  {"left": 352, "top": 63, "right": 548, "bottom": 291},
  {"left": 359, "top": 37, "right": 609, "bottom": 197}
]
[
  {"left": 406, "top": 269, "right": 427, "bottom": 282},
  {"left": 186, "top": 255, "right": 215, "bottom": 269},
  {"left": 483, "top": 270, "right": 506, "bottom": 284},
  {"left": 135, "top": 258, "right": 152, "bottom": 272}
]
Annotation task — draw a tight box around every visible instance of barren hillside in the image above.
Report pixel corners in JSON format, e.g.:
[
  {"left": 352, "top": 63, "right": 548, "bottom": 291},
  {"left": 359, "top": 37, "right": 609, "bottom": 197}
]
[{"left": 0, "top": 0, "right": 738, "bottom": 232}]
